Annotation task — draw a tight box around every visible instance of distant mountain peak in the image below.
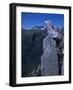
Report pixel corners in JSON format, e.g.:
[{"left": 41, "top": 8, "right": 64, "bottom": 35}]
[{"left": 32, "top": 26, "right": 45, "bottom": 31}]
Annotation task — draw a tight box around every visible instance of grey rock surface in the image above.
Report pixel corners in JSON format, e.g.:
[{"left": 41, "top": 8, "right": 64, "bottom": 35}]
[{"left": 41, "top": 35, "right": 59, "bottom": 76}]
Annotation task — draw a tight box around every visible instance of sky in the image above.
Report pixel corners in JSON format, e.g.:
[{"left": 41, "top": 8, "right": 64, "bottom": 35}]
[{"left": 21, "top": 12, "right": 64, "bottom": 30}]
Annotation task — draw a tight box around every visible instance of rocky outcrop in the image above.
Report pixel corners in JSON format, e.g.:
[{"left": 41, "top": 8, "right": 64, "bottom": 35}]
[
  {"left": 41, "top": 19, "right": 64, "bottom": 76},
  {"left": 41, "top": 35, "right": 59, "bottom": 75}
]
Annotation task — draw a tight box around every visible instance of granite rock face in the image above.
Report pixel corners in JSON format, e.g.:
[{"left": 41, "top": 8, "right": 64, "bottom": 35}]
[
  {"left": 41, "top": 19, "right": 64, "bottom": 76},
  {"left": 41, "top": 35, "right": 59, "bottom": 76}
]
